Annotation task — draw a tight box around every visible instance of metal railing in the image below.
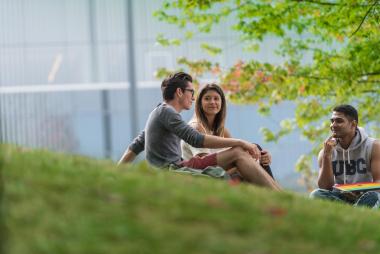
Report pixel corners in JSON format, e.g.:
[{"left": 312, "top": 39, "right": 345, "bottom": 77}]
[{"left": 0, "top": 83, "right": 133, "bottom": 159}]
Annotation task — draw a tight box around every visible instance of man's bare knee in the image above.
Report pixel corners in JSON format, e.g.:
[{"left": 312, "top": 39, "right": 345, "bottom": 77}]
[
  {"left": 216, "top": 146, "right": 248, "bottom": 169},
  {"left": 228, "top": 146, "right": 245, "bottom": 156},
  {"left": 231, "top": 146, "right": 252, "bottom": 161}
]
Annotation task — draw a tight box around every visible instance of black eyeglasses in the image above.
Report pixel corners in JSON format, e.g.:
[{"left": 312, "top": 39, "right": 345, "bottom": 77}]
[{"left": 184, "top": 88, "right": 195, "bottom": 97}]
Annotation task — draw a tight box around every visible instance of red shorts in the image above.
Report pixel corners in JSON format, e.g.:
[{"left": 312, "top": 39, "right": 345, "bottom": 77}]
[{"left": 180, "top": 153, "right": 218, "bottom": 169}]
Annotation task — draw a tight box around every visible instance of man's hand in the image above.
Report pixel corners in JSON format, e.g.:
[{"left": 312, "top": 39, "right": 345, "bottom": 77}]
[
  {"left": 195, "top": 153, "right": 208, "bottom": 158},
  {"left": 239, "top": 141, "right": 261, "bottom": 161},
  {"left": 260, "top": 150, "right": 272, "bottom": 166},
  {"left": 341, "top": 191, "right": 362, "bottom": 203},
  {"left": 118, "top": 149, "right": 137, "bottom": 165},
  {"left": 323, "top": 136, "right": 337, "bottom": 155},
  {"left": 317, "top": 137, "right": 337, "bottom": 189}
]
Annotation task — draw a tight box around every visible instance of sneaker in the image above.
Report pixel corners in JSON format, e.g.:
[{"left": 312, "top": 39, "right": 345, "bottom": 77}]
[{"left": 354, "top": 191, "right": 380, "bottom": 209}]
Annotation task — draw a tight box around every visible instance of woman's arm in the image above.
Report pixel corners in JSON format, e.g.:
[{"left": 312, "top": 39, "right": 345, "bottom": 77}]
[{"left": 223, "top": 128, "right": 232, "bottom": 138}]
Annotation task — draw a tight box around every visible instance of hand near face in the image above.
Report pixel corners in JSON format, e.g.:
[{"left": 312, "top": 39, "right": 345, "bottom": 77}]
[
  {"left": 323, "top": 136, "right": 337, "bottom": 155},
  {"left": 260, "top": 149, "right": 272, "bottom": 166}
]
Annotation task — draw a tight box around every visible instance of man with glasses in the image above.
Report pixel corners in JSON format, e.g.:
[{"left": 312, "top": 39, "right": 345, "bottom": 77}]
[{"left": 119, "top": 72, "right": 280, "bottom": 190}]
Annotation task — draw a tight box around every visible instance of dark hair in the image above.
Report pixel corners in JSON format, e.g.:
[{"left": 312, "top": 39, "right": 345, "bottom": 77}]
[
  {"left": 161, "top": 72, "right": 193, "bottom": 100},
  {"left": 333, "top": 104, "right": 358, "bottom": 123},
  {"left": 195, "top": 83, "right": 226, "bottom": 136}
]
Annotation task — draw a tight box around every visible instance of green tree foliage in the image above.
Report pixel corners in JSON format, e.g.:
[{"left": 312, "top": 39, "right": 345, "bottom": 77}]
[{"left": 154, "top": 0, "right": 380, "bottom": 190}]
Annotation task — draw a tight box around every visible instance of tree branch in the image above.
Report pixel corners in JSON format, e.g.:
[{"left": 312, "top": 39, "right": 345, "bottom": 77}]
[
  {"left": 293, "top": 0, "right": 373, "bottom": 7},
  {"left": 361, "top": 89, "right": 380, "bottom": 92},
  {"left": 358, "top": 80, "right": 380, "bottom": 83},
  {"left": 360, "top": 71, "right": 380, "bottom": 76},
  {"left": 304, "top": 75, "right": 332, "bottom": 80},
  {"left": 350, "top": 0, "right": 379, "bottom": 38},
  {"left": 293, "top": 0, "right": 341, "bottom": 6},
  {"left": 290, "top": 72, "right": 380, "bottom": 82},
  {"left": 290, "top": 74, "right": 332, "bottom": 80}
]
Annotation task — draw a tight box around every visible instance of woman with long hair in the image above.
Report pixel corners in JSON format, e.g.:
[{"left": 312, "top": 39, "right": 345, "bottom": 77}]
[{"left": 181, "top": 83, "right": 275, "bottom": 179}]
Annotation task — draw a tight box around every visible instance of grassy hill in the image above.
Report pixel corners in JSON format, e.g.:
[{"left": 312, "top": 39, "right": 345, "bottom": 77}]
[{"left": 1, "top": 145, "right": 380, "bottom": 254}]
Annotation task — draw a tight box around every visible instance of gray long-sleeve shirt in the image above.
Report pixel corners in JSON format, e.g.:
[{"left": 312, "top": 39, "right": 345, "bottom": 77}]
[{"left": 129, "top": 103, "right": 205, "bottom": 167}]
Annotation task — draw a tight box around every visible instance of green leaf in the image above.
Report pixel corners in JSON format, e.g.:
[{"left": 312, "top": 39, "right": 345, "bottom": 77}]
[
  {"left": 200, "top": 43, "right": 222, "bottom": 56},
  {"left": 156, "top": 34, "right": 182, "bottom": 47}
]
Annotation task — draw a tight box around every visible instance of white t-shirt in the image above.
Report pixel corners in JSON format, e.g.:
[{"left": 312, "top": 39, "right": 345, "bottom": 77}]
[{"left": 181, "top": 120, "right": 228, "bottom": 160}]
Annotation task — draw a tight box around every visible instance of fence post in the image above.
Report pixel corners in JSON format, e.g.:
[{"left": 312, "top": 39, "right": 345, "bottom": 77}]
[{"left": 126, "top": 0, "right": 138, "bottom": 139}]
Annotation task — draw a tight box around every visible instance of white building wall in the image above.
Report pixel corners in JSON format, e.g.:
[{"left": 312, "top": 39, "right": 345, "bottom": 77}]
[{"left": 0, "top": 0, "right": 310, "bottom": 190}]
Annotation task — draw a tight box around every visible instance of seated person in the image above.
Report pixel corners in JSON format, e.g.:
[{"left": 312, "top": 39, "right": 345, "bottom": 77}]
[
  {"left": 181, "top": 83, "right": 275, "bottom": 179},
  {"left": 118, "top": 72, "right": 281, "bottom": 190},
  {"left": 310, "top": 104, "right": 380, "bottom": 208}
]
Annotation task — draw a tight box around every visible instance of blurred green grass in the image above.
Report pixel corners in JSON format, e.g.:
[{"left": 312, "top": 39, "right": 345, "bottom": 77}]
[{"left": 1, "top": 145, "right": 380, "bottom": 254}]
